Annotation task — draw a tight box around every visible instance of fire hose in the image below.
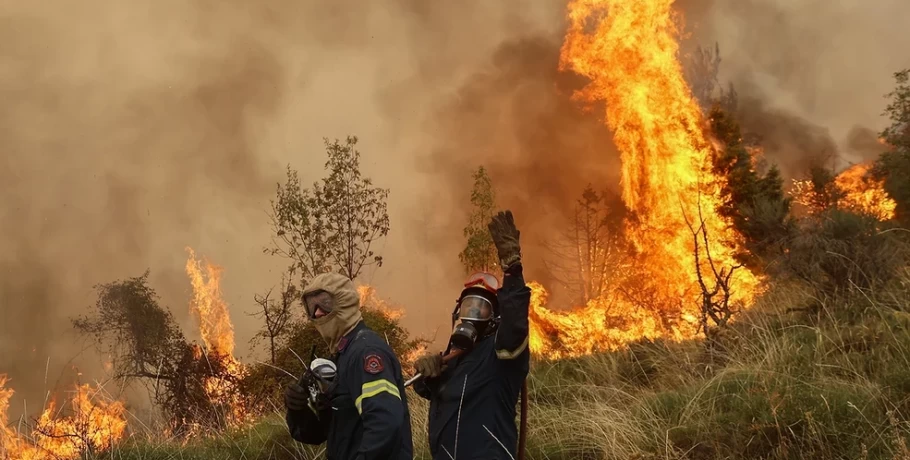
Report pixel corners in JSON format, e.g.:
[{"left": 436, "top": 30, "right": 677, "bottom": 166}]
[{"left": 404, "top": 349, "right": 529, "bottom": 460}]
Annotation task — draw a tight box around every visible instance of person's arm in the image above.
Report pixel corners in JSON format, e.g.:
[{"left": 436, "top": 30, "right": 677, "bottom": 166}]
[
  {"left": 494, "top": 263, "right": 531, "bottom": 360},
  {"left": 347, "top": 347, "right": 406, "bottom": 460}
]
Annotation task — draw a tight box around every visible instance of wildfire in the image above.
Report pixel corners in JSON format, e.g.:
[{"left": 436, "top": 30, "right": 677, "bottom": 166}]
[
  {"left": 791, "top": 162, "right": 896, "bottom": 220},
  {"left": 184, "top": 247, "right": 249, "bottom": 427},
  {"left": 0, "top": 376, "right": 126, "bottom": 460},
  {"left": 358, "top": 285, "right": 403, "bottom": 321},
  {"left": 835, "top": 163, "right": 896, "bottom": 220},
  {"left": 527, "top": 0, "right": 760, "bottom": 358}
]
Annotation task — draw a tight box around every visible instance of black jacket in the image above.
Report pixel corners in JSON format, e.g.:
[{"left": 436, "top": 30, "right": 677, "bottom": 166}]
[
  {"left": 414, "top": 264, "right": 531, "bottom": 460},
  {"left": 286, "top": 322, "right": 414, "bottom": 460}
]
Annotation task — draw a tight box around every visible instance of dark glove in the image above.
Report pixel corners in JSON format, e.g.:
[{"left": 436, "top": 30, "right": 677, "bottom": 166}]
[
  {"left": 488, "top": 210, "right": 521, "bottom": 270},
  {"left": 284, "top": 382, "right": 310, "bottom": 411},
  {"left": 415, "top": 352, "right": 444, "bottom": 379},
  {"left": 312, "top": 391, "right": 332, "bottom": 413}
]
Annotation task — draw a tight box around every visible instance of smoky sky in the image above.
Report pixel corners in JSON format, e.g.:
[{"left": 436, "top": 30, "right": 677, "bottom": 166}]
[{"left": 1, "top": 0, "right": 907, "bottom": 417}]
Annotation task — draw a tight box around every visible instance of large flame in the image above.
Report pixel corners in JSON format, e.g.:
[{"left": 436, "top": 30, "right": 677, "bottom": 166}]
[
  {"left": 791, "top": 162, "right": 896, "bottom": 220},
  {"left": 1, "top": 376, "right": 126, "bottom": 460},
  {"left": 527, "top": 0, "right": 759, "bottom": 358},
  {"left": 835, "top": 163, "right": 896, "bottom": 220},
  {"left": 184, "top": 247, "right": 249, "bottom": 427}
]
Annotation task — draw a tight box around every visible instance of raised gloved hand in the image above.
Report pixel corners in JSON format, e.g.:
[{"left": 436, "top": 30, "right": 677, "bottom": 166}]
[
  {"left": 488, "top": 210, "right": 521, "bottom": 271},
  {"left": 414, "top": 352, "right": 444, "bottom": 379}
]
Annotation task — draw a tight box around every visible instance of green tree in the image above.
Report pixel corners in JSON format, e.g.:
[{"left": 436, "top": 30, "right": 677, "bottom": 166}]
[
  {"left": 267, "top": 136, "right": 390, "bottom": 284},
  {"left": 709, "top": 105, "right": 794, "bottom": 268},
  {"left": 458, "top": 166, "right": 499, "bottom": 273},
  {"left": 872, "top": 69, "right": 910, "bottom": 224}
]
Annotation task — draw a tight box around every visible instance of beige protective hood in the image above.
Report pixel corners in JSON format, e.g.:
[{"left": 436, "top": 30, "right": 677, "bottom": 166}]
[{"left": 303, "top": 272, "right": 363, "bottom": 351}]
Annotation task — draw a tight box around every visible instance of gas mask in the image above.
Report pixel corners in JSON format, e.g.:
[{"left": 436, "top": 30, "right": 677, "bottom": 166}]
[
  {"left": 450, "top": 295, "right": 494, "bottom": 350},
  {"left": 301, "top": 356, "right": 337, "bottom": 409}
]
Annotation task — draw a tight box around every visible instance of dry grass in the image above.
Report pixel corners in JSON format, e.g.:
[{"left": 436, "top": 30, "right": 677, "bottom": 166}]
[{"left": 70, "top": 270, "right": 910, "bottom": 460}]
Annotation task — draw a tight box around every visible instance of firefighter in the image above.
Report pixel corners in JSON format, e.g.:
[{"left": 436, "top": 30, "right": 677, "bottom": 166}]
[
  {"left": 413, "top": 210, "right": 531, "bottom": 460},
  {"left": 284, "top": 272, "right": 414, "bottom": 460}
]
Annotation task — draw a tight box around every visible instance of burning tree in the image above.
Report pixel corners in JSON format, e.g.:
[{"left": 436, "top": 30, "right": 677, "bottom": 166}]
[
  {"left": 543, "top": 185, "right": 629, "bottom": 307},
  {"left": 267, "top": 135, "right": 390, "bottom": 285},
  {"left": 526, "top": 0, "right": 765, "bottom": 359},
  {"left": 684, "top": 201, "right": 742, "bottom": 351},
  {"left": 872, "top": 69, "right": 910, "bottom": 225},
  {"left": 708, "top": 105, "right": 794, "bottom": 268},
  {"left": 73, "top": 250, "right": 253, "bottom": 437},
  {"left": 458, "top": 165, "right": 499, "bottom": 274}
]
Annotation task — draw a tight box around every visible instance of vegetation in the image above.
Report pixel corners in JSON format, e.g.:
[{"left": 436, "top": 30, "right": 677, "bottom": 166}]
[
  {"left": 458, "top": 165, "right": 500, "bottom": 274},
  {"left": 266, "top": 136, "right": 390, "bottom": 286},
  {"left": 872, "top": 69, "right": 910, "bottom": 225},
  {"left": 60, "top": 69, "right": 910, "bottom": 460},
  {"left": 543, "top": 184, "right": 629, "bottom": 306}
]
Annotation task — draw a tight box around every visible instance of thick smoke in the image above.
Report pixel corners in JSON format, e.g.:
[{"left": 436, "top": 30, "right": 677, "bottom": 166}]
[
  {"left": 408, "top": 0, "right": 910, "bottom": 339},
  {"left": 2, "top": 0, "right": 907, "bottom": 418},
  {"left": 704, "top": 0, "right": 910, "bottom": 173},
  {"left": 0, "top": 0, "right": 572, "bottom": 415}
]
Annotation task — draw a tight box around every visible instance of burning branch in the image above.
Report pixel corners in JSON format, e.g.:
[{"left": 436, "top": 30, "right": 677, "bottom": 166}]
[{"left": 683, "top": 199, "right": 742, "bottom": 347}]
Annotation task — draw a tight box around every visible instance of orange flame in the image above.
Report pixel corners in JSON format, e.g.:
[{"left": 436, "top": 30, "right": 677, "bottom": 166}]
[
  {"left": 185, "top": 247, "right": 235, "bottom": 356},
  {"left": 526, "top": 0, "right": 760, "bottom": 358},
  {"left": 184, "top": 247, "right": 249, "bottom": 427},
  {"left": 358, "top": 285, "right": 404, "bottom": 321},
  {"left": 1, "top": 376, "right": 126, "bottom": 460},
  {"left": 835, "top": 163, "right": 896, "bottom": 220},
  {"left": 791, "top": 162, "right": 896, "bottom": 221}
]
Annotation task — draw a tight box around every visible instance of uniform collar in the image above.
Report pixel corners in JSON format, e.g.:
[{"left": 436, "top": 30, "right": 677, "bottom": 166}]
[{"left": 336, "top": 321, "right": 367, "bottom": 354}]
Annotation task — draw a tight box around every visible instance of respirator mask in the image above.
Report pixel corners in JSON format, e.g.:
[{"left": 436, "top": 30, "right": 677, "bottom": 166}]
[
  {"left": 449, "top": 272, "right": 500, "bottom": 351},
  {"left": 303, "top": 357, "right": 337, "bottom": 406}
]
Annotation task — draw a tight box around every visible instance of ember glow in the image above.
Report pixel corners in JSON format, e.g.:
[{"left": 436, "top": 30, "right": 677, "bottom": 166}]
[
  {"left": 184, "top": 247, "right": 249, "bottom": 427},
  {"left": 527, "top": 0, "right": 760, "bottom": 358},
  {"left": 0, "top": 376, "right": 126, "bottom": 460}
]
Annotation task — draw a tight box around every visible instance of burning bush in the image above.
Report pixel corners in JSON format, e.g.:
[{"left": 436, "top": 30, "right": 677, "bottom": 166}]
[
  {"left": 73, "top": 250, "right": 255, "bottom": 438},
  {"left": 0, "top": 376, "right": 127, "bottom": 460}
]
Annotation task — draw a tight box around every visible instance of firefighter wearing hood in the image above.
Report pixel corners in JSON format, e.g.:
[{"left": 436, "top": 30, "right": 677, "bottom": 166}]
[
  {"left": 284, "top": 272, "right": 414, "bottom": 460},
  {"left": 413, "top": 210, "right": 531, "bottom": 460}
]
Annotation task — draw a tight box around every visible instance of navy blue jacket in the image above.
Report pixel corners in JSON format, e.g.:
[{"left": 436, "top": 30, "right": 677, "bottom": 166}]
[
  {"left": 414, "top": 264, "right": 531, "bottom": 460},
  {"left": 287, "top": 322, "right": 414, "bottom": 460}
]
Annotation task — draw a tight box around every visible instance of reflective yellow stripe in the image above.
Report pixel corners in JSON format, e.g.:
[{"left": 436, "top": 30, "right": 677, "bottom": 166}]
[
  {"left": 355, "top": 379, "right": 401, "bottom": 414},
  {"left": 496, "top": 335, "right": 529, "bottom": 360}
]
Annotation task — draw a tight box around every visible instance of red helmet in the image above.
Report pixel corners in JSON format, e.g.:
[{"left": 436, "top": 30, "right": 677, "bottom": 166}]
[
  {"left": 463, "top": 272, "right": 500, "bottom": 294},
  {"left": 458, "top": 272, "right": 500, "bottom": 315}
]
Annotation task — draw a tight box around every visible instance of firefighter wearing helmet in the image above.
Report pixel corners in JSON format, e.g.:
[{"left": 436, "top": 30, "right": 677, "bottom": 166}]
[{"left": 413, "top": 210, "right": 531, "bottom": 460}]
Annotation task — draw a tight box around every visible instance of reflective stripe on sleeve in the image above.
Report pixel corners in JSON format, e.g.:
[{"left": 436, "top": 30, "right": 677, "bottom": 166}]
[
  {"left": 355, "top": 379, "right": 401, "bottom": 414},
  {"left": 495, "top": 335, "right": 529, "bottom": 360}
]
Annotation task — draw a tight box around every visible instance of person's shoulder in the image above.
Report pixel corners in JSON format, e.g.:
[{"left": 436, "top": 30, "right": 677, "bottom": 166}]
[{"left": 348, "top": 328, "right": 395, "bottom": 356}]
